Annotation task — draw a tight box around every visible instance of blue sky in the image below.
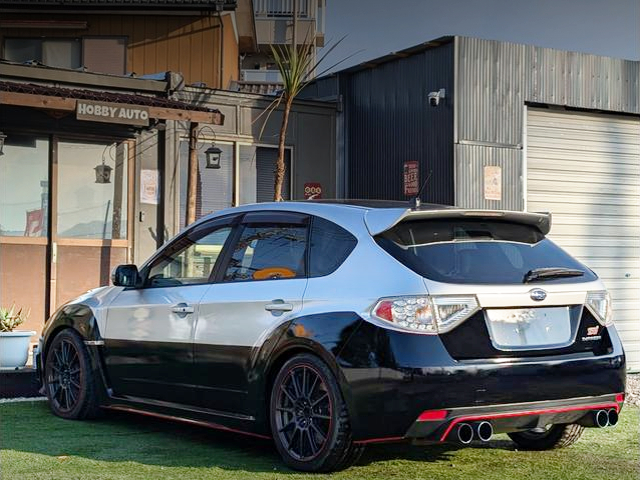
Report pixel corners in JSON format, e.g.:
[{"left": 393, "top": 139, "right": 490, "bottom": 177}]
[{"left": 322, "top": 0, "right": 640, "bottom": 71}]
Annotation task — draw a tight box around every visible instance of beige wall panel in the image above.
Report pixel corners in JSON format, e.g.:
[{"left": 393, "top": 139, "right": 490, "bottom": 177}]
[
  {"left": 55, "top": 245, "right": 126, "bottom": 308},
  {"left": 0, "top": 244, "right": 47, "bottom": 338}
]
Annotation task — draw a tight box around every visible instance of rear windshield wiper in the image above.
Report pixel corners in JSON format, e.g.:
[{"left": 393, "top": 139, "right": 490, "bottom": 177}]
[{"left": 523, "top": 267, "right": 585, "bottom": 283}]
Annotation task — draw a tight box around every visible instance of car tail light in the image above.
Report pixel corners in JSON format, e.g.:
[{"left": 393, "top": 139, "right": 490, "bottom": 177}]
[
  {"left": 371, "top": 295, "right": 479, "bottom": 334},
  {"left": 586, "top": 291, "right": 613, "bottom": 327}
]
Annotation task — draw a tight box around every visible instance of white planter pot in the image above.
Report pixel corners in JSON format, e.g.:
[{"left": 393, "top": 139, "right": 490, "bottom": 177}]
[{"left": 0, "top": 331, "right": 36, "bottom": 368}]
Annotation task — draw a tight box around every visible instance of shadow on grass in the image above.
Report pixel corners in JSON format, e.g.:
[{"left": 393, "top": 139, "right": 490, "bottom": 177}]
[{"left": 4, "top": 401, "right": 517, "bottom": 474}]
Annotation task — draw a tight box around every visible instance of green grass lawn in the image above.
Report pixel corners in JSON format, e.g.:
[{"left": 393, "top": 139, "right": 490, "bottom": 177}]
[{"left": 1, "top": 400, "right": 638, "bottom": 480}]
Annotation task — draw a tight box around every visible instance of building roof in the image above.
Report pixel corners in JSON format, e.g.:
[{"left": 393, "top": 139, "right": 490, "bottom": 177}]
[
  {"left": 0, "top": 80, "right": 219, "bottom": 113},
  {"left": 338, "top": 36, "right": 455, "bottom": 75},
  {"left": 0, "top": 0, "right": 237, "bottom": 9}
]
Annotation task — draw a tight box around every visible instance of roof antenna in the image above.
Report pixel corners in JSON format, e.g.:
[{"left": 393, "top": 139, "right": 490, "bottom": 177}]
[{"left": 410, "top": 169, "right": 432, "bottom": 210}]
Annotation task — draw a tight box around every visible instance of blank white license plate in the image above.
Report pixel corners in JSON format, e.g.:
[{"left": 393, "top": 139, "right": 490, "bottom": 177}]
[{"left": 485, "top": 307, "right": 572, "bottom": 350}]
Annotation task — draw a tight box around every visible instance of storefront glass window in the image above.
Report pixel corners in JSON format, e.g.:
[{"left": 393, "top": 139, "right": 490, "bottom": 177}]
[
  {"left": 0, "top": 136, "right": 49, "bottom": 237},
  {"left": 57, "top": 141, "right": 128, "bottom": 239}
]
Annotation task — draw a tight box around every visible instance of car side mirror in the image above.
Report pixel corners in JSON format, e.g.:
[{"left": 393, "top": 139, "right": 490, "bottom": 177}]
[{"left": 111, "top": 264, "right": 140, "bottom": 287}]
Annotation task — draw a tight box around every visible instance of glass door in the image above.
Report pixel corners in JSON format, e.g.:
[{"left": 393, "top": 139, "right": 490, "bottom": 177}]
[
  {"left": 0, "top": 136, "right": 50, "bottom": 335},
  {"left": 52, "top": 139, "right": 131, "bottom": 308}
]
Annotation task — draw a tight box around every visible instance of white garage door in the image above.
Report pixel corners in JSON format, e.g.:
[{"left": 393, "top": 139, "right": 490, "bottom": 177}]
[{"left": 526, "top": 108, "right": 640, "bottom": 371}]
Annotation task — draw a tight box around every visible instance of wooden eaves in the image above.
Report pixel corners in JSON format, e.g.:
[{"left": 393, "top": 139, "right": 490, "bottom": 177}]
[{"left": 0, "top": 89, "right": 224, "bottom": 125}]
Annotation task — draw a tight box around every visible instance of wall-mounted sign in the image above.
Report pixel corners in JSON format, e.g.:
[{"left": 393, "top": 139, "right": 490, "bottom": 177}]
[
  {"left": 77, "top": 100, "right": 150, "bottom": 126},
  {"left": 484, "top": 165, "right": 502, "bottom": 201},
  {"left": 304, "top": 182, "right": 323, "bottom": 199},
  {"left": 403, "top": 161, "right": 419, "bottom": 196}
]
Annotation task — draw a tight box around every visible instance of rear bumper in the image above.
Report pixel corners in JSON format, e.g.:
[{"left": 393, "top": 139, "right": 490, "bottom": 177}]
[
  {"left": 337, "top": 320, "right": 626, "bottom": 442},
  {"left": 399, "top": 393, "right": 624, "bottom": 443}
]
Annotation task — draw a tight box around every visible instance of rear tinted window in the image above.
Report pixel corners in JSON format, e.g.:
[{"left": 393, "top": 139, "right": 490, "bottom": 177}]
[
  {"left": 375, "top": 219, "right": 597, "bottom": 285},
  {"left": 309, "top": 217, "right": 357, "bottom": 277}
]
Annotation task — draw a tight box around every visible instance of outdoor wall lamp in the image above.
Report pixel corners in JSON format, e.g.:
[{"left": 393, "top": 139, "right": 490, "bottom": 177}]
[
  {"left": 195, "top": 125, "right": 222, "bottom": 169},
  {"left": 204, "top": 144, "right": 222, "bottom": 169},
  {"left": 95, "top": 143, "right": 116, "bottom": 184},
  {"left": 0, "top": 131, "right": 6, "bottom": 156}
]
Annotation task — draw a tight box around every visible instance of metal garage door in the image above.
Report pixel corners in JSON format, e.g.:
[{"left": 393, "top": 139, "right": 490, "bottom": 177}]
[{"left": 526, "top": 108, "right": 640, "bottom": 371}]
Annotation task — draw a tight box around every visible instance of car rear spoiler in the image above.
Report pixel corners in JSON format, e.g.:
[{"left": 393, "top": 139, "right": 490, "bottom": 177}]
[{"left": 364, "top": 208, "right": 552, "bottom": 236}]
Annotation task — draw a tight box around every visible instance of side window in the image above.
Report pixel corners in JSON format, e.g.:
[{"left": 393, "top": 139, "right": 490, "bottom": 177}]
[
  {"left": 224, "top": 224, "right": 307, "bottom": 282},
  {"left": 309, "top": 216, "right": 357, "bottom": 277},
  {"left": 146, "top": 226, "right": 232, "bottom": 287}
]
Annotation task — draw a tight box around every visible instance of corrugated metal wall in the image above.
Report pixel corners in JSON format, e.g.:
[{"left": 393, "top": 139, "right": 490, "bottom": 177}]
[
  {"left": 344, "top": 41, "right": 455, "bottom": 204},
  {"left": 455, "top": 36, "right": 640, "bottom": 210},
  {"left": 455, "top": 144, "right": 522, "bottom": 210},
  {"left": 456, "top": 40, "right": 526, "bottom": 147}
]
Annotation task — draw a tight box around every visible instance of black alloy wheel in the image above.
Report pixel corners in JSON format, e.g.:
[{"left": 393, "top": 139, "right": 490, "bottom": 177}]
[
  {"left": 45, "top": 329, "right": 101, "bottom": 420},
  {"left": 270, "top": 354, "right": 364, "bottom": 472},
  {"left": 274, "top": 363, "right": 332, "bottom": 461},
  {"left": 47, "top": 336, "right": 81, "bottom": 413}
]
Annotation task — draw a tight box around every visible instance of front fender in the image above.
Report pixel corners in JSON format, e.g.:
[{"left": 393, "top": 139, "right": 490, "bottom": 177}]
[{"left": 39, "top": 304, "right": 110, "bottom": 402}]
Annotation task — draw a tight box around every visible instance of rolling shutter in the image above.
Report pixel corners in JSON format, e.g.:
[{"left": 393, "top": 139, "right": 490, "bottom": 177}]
[
  {"left": 526, "top": 108, "right": 640, "bottom": 370},
  {"left": 256, "top": 147, "right": 290, "bottom": 202}
]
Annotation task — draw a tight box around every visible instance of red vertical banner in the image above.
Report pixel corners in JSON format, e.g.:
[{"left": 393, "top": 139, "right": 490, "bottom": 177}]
[
  {"left": 25, "top": 209, "right": 44, "bottom": 237},
  {"left": 403, "top": 161, "right": 420, "bottom": 197}
]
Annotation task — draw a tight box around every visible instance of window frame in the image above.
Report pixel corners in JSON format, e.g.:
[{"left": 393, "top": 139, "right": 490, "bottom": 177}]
[
  {"left": 4, "top": 36, "right": 82, "bottom": 69},
  {"left": 215, "top": 211, "right": 311, "bottom": 284},
  {"left": 137, "top": 214, "right": 241, "bottom": 290}
]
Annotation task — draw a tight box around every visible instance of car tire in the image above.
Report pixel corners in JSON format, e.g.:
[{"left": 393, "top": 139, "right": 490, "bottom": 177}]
[
  {"left": 269, "top": 353, "right": 360, "bottom": 472},
  {"left": 44, "top": 329, "right": 101, "bottom": 420},
  {"left": 508, "top": 424, "right": 584, "bottom": 450}
]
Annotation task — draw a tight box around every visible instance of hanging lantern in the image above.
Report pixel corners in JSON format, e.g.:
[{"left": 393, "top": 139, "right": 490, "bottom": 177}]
[
  {"left": 204, "top": 144, "right": 222, "bottom": 169},
  {"left": 94, "top": 163, "right": 113, "bottom": 184}
]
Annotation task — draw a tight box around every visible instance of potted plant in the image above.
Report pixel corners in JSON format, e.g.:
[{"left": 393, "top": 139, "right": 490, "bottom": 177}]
[{"left": 0, "top": 304, "right": 35, "bottom": 368}]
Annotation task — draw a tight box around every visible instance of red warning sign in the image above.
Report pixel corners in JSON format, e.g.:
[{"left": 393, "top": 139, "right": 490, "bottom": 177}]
[
  {"left": 304, "top": 182, "right": 323, "bottom": 199},
  {"left": 403, "top": 161, "right": 419, "bottom": 196}
]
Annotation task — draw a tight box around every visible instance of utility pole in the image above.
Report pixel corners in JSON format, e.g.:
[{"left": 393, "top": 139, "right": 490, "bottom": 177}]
[{"left": 186, "top": 122, "right": 199, "bottom": 226}]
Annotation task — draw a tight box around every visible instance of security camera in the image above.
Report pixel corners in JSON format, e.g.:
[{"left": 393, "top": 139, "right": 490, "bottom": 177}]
[{"left": 428, "top": 88, "right": 446, "bottom": 107}]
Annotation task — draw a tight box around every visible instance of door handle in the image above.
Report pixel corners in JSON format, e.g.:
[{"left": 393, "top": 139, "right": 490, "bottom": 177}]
[
  {"left": 265, "top": 300, "right": 293, "bottom": 312},
  {"left": 172, "top": 303, "right": 195, "bottom": 314}
]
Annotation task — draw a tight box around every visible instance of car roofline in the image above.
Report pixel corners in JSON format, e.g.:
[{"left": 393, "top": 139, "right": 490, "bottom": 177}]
[{"left": 187, "top": 201, "right": 552, "bottom": 237}]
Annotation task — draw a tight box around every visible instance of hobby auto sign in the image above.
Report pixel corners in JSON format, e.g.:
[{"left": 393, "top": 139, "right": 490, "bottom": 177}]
[{"left": 76, "top": 100, "right": 150, "bottom": 126}]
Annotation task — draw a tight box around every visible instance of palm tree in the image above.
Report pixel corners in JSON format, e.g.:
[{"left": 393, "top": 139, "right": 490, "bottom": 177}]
[{"left": 267, "top": 36, "right": 350, "bottom": 201}]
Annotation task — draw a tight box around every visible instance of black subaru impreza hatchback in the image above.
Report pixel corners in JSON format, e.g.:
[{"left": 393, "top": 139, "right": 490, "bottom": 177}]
[{"left": 37, "top": 201, "right": 626, "bottom": 471}]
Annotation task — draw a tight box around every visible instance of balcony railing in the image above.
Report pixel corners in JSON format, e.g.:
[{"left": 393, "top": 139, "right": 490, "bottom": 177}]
[
  {"left": 242, "top": 69, "right": 283, "bottom": 83},
  {"left": 254, "top": 0, "right": 315, "bottom": 18}
]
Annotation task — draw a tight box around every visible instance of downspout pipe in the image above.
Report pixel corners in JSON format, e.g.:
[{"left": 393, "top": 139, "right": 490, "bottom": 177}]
[{"left": 217, "top": 11, "right": 224, "bottom": 89}]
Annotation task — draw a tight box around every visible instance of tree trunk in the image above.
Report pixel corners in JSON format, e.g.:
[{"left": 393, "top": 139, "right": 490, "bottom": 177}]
[{"left": 274, "top": 96, "right": 293, "bottom": 201}]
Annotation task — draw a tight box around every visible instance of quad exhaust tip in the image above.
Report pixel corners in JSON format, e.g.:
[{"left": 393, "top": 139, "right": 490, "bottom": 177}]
[
  {"left": 577, "top": 409, "right": 613, "bottom": 428},
  {"left": 456, "top": 423, "right": 474, "bottom": 444},
  {"left": 595, "top": 409, "right": 609, "bottom": 428},
  {"left": 475, "top": 421, "right": 493, "bottom": 442},
  {"left": 607, "top": 409, "right": 618, "bottom": 427}
]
